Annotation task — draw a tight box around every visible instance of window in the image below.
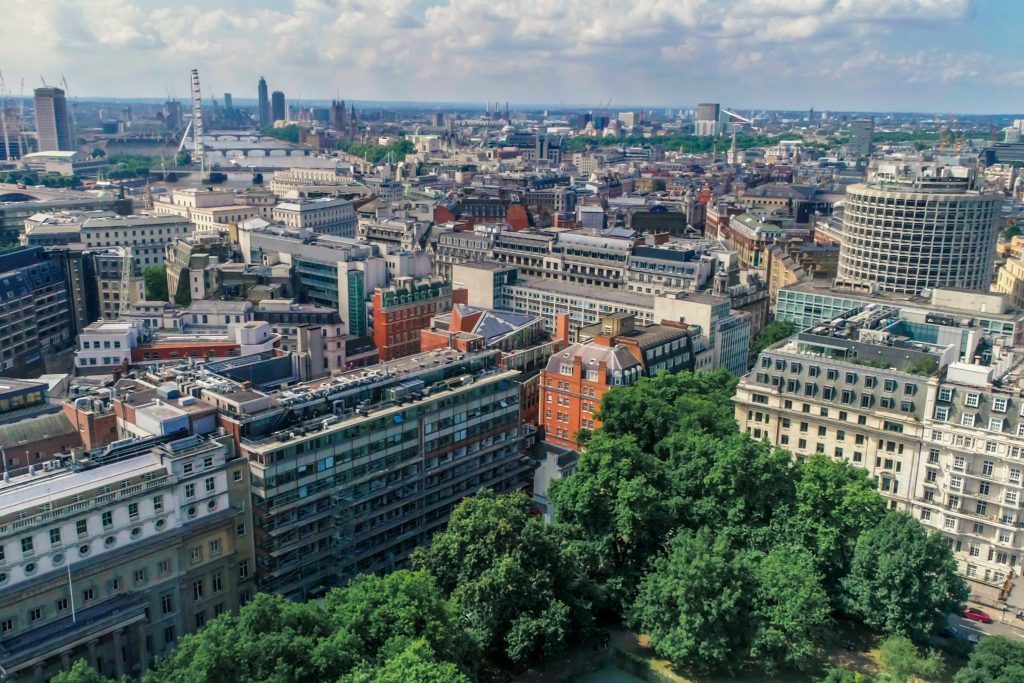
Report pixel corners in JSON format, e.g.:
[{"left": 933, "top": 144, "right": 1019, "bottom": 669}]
[
  {"left": 185, "top": 483, "right": 196, "bottom": 499},
  {"left": 134, "top": 568, "right": 148, "bottom": 584},
  {"left": 205, "top": 477, "right": 216, "bottom": 493},
  {"left": 212, "top": 572, "right": 223, "bottom": 593},
  {"left": 164, "top": 626, "right": 176, "bottom": 645},
  {"left": 965, "top": 393, "right": 980, "bottom": 408},
  {"left": 233, "top": 470, "right": 243, "bottom": 483},
  {"left": 209, "top": 539, "right": 221, "bottom": 556},
  {"left": 195, "top": 611, "right": 206, "bottom": 629},
  {"left": 193, "top": 580, "right": 204, "bottom": 601},
  {"left": 56, "top": 597, "right": 69, "bottom": 612},
  {"left": 183, "top": 463, "right": 193, "bottom": 475},
  {"left": 883, "top": 379, "right": 897, "bottom": 393},
  {"left": 153, "top": 495, "right": 163, "bottom": 512},
  {"left": 128, "top": 503, "right": 139, "bottom": 519},
  {"left": 29, "top": 607, "right": 42, "bottom": 622},
  {"left": 238, "top": 560, "right": 250, "bottom": 580},
  {"left": 20, "top": 537, "right": 33, "bottom": 555},
  {"left": 973, "top": 522, "right": 985, "bottom": 534},
  {"left": 102, "top": 512, "right": 113, "bottom": 529},
  {"left": 161, "top": 593, "right": 173, "bottom": 615},
  {"left": 920, "top": 509, "right": 932, "bottom": 521},
  {"left": 1, "top": 618, "right": 12, "bottom": 633},
  {"left": 82, "top": 587, "right": 95, "bottom": 602},
  {"left": 203, "top": 456, "right": 213, "bottom": 469},
  {"left": 994, "top": 397, "right": 1009, "bottom": 413},
  {"left": 49, "top": 528, "right": 61, "bottom": 546},
  {"left": 236, "top": 522, "right": 246, "bottom": 537},
  {"left": 190, "top": 546, "right": 202, "bottom": 564},
  {"left": 1007, "top": 491, "right": 1020, "bottom": 505},
  {"left": 158, "top": 559, "right": 172, "bottom": 576},
  {"left": 961, "top": 414, "right": 976, "bottom": 427},
  {"left": 938, "top": 387, "right": 953, "bottom": 402}
]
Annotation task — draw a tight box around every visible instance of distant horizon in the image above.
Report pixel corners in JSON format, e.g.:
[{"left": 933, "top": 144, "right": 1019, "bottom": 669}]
[
  {"left": 8, "top": 95, "right": 1024, "bottom": 120},
  {"left": 2, "top": 1, "right": 1022, "bottom": 114}
]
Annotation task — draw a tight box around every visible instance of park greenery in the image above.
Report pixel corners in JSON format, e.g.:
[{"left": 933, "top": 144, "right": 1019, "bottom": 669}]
[
  {"left": 261, "top": 125, "right": 301, "bottom": 144},
  {"left": 55, "top": 370, "right": 986, "bottom": 682},
  {"left": 337, "top": 138, "right": 415, "bottom": 164},
  {"left": 564, "top": 133, "right": 781, "bottom": 154}
]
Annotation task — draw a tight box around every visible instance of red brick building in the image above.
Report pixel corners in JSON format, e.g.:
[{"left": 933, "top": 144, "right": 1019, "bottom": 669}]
[
  {"left": 539, "top": 313, "right": 694, "bottom": 448},
  {"left": 372, "top": 277, "right": 452, "bottom": 361}
]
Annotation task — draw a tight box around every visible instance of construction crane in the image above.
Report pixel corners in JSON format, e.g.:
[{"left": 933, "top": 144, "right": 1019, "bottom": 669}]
[
  {"left": 0, "top": 70, "right": 11, "bottom": 162},
  {"left": 60, "top": 75, "right": 77, "bottom": 149},
  {"left": 190, "top": 68, "right": 205, "bottom": 176}
]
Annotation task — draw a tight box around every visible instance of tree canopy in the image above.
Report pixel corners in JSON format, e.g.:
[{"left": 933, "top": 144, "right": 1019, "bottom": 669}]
[
  {"left": 750, "top": 319, "right": 796, "bottom": 358},
  {"left": 412, "top": 490, "right": 593, "bottom": 666},
  {"left": 143, "top": 265, "right": 169, "bottom": 301},
  {"left": 954, "top": 635, "right": 1024, "bottom": 683},
  {"left": 843, "top": 512, "right": 967, "bottom": 642}
]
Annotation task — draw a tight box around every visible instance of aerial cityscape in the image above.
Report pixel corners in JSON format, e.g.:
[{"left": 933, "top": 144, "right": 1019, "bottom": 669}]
[{"left": 2, "top": 1, "right": 1024, "bottom": 682}]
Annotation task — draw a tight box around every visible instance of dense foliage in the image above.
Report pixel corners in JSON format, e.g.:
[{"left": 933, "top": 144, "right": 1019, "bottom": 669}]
[
  {"left": 337, "top": 139, "right": 415, "bottom": 164},
  {"left": 143, "top": 265, "right": 169, "bottom": 301},
  {"left": 63, "top": 371, "right": 968, "bottom": 681},
  {"left": 955, "top": 636, "right": 1024, "bottom": 683},
  {"left": 750, "top": 318, "right": 796, "bottom": 358},
  {"left": 261, "top": 125, "right": 301, "bottom": 144},
  {"left": 105, "top": 155, "right": 156, "bottom": 179},
  {"left": 563, "top": 133, "right": 781, "bottom": 153}
]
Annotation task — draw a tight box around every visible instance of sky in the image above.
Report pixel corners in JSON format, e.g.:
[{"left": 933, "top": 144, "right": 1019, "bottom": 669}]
[{"left": 1, "top": 0, "right": 1022, "bottom": 113}]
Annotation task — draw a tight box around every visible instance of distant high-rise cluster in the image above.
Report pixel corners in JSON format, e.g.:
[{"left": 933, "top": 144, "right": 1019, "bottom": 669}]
[{"left": 271, "top": 91, "right": 286, "bottom": 123}]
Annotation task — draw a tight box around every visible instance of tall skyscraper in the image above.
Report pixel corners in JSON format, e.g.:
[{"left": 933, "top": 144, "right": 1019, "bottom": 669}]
[
  {"left": 330, "top": 100, "right": 346, "bottom": 133},
  {"left": 695, "top": 102, "right": 720, "bottom": 137},
  {"left": 271, "top": 91, "right": 286, "bottom": 123},
  {"left": 34, "top": 87, "right": 72, "bottom": 151},
  {"left": 836, "top": 162, "right": 1002, "bottom": 294},
  {"left": 847, "top": 118, "right": 875, "bottom": 157},
  {"left": 224, "top": 92, "right": 233, "bottom": 111},
  {"left": 258, "top": 76, "right": 270, "bottom": 127},
  {"left": 164, "top": 100, "right": 183, "bottom": 131}
]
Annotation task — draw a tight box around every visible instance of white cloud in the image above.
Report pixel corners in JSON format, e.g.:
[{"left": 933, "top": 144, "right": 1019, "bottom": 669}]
[{"left": 0, "top": 0, "right": 1011, "bottom": 111}]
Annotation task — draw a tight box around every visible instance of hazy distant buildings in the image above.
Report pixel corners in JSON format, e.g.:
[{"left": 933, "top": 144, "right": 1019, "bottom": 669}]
[
  {"left": 223, "top": 93, "right": 233, "bottom": 111},
  {"left": 34, "top": 87, "right": 72, "bottom": 152},
  {"left": 271, "top": 91, "right": 286, "bottom": 123},
  {"left": 330, "top": 100, "right": 346, "bottom": 133},
  {"left": 258, "top": 77, "right": 270, "bottom": 128},
  {"left": 847, "top": 118, "right": 874, "bottom": 158},
  {"left": 695, "top": 102, "right": 720, "bottom": 137}
]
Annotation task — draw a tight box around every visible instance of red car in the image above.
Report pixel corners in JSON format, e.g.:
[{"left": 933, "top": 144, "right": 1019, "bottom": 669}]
[{"left": 963, "top": 607, "right": 993, "bottom": 624}]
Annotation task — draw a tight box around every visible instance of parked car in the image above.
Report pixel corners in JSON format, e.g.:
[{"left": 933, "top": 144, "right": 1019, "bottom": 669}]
[{"left": 963, "top": 607, "right": 993, "bottom": 623}]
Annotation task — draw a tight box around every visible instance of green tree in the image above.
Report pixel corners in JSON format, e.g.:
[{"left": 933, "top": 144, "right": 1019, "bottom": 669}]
[
  {"left": 341, "top": 639, "right": 472, "bottom": 683},
  {"left": 90, "top": 148, "right": 106, "bottom": 159},
  {"left": 784, "top": 455, "right": 887, "bottom": 599},
  {"left": 52, "top": 659, "right": 131, "bottom": 683},
  {"left": 143, "top": 264, "right": 169, "bottom": 301},
  {"left": 175, "top": 150, "right": 192, "bottom": 166},
  {"left": 597, "top": 370, "right": 738, "bottom": 453},
  {"left": 313, "top": 570, "right": 476, "bottom": 679},
  {"left": 145, "top": 593, "right": 330, "bottom": 683},
  {"left": 630, "top": 527, "right": 756, "bottom": 673},
  {"left": 413, "top": 490, "right": 592, "bottom": 666},
  {"left": 2, "top": 173, "right": 15, "bottom": 183},
  {"left": 820, "top": 668, "right": 875, "bottom": 683},
  {"left": 751, "top": 319, "right": 796, "bottom": 358},
  {"left": 955, "top": 636, "right": 1024, "bottom": 683},
  {"left": 659, "top": 431, "right": 795, "bottom": 539},
  {"left": 261, "top": 125, "right": 300, "bottom": 144},
  {"left": 550, "top": 432, "right": 676, "bottom": 612},
  {"left": 173, "top": 271, "right": 192, "bottom": 307},
  {"left": 877, "top": 635, "right": 943, "bottom": 683},
  {"left": 750, "top": 546, "right": 831, "bottom": 673},
  {"left": 843, "top": 512, "right": 967, "bottom": 641}
]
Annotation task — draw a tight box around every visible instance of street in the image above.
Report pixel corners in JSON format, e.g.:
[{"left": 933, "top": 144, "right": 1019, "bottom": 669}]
[{"left": 949, "top": 610, "right": 1024, "bottom": 641}]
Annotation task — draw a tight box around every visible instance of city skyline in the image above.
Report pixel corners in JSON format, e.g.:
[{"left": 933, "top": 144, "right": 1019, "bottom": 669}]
[{"left": 2, "top": 0, "right": 1023, "bottom": 113}]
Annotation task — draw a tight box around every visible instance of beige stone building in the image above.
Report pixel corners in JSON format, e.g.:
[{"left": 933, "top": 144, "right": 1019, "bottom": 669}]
[{"left": 0, "top": 435, "right": 255, "bottom": 681}]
